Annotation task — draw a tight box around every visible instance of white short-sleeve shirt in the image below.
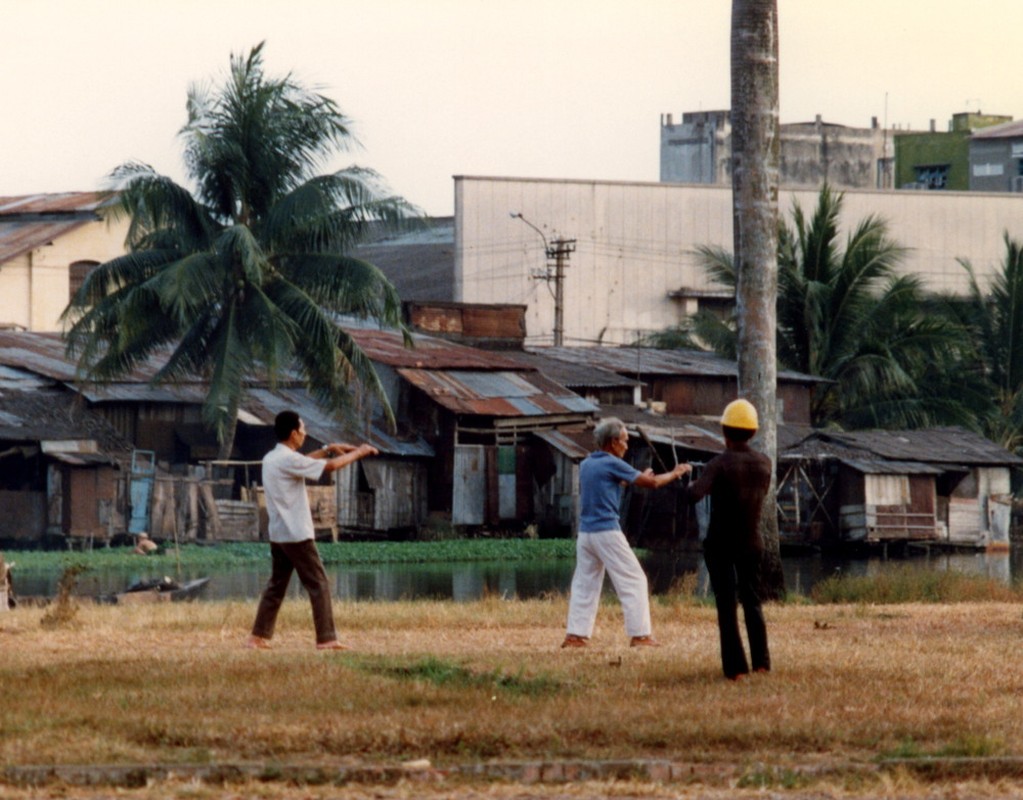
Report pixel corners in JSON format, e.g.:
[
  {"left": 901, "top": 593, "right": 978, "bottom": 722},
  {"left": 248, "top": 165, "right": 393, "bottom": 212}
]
[{"left": 262, "top": 443, "right": 327, "bottom": 543}]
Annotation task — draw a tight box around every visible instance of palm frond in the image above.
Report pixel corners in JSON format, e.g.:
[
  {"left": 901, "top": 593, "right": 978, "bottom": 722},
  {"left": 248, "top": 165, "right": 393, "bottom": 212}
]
[{"left": 63, "top": 43, "right": 414, "bottom": 453}]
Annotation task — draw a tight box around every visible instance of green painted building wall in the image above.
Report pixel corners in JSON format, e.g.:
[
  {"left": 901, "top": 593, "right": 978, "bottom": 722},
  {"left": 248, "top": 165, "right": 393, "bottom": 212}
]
[
  {"left": 894, "top": 113, "right": 1012, "bottom": 191},
  {"left": 894, "top": 132, "right": 970, "bottom": 190}
]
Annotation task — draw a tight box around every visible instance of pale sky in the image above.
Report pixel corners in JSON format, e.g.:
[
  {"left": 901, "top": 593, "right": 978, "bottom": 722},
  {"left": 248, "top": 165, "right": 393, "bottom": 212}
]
[{"left": 3, "top": 0, "right": 1022, "bottom": 216}]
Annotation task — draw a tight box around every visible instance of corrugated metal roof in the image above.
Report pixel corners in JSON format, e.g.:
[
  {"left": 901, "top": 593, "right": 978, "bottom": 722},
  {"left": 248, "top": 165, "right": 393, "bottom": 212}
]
[
  {"left": 0, "top": 329, "right": 525, "bottom": 387},
  {"left": 397, "top": 368, "right": 596, "bottom": 417},
  {"left": 0, "top": 331, "right": 206, "bottom": 386},
  {"left": 972, "top": 120, "right": 1023, "bottom": 140},
  {"left": 243, "top": 388, "right": 434, "bottom": 457},
  {"left": 0, "top": 193, "right": 118, "bottom": 265},
  {"left": 0, "top": 192, "right": 115, "bottom": 215},
  {"left": 355, "top": 218, "right": 455, "bottom": 303},
  {"left": 0, "top": 389, "right": 134, "bottom": 460},
  {"left": 837, "top": 457, "right": 944, "bottom": 475},
  {"left": 0, "top": 364, "right": 54, "bottom": 390},
  {"left": 534, "top": 428, "right": 592, "bottom": 460},
  {"left": 527, "top": 345, "right": 822, "bottom": 384},
  {"left": 821, "top": 428, "right": 1023, "bottom": 466},
  {"left": 347, "top": 327, "right": 524, "bottom": 370},
  {"left": 0, "top": 219, "right": 91, "bottom": 265},
  {"left": 499, "top": 350, "right": 639, "bottom": 389},
  {"left": 78, "top": 383, "right": 211, "bottom": 404}
]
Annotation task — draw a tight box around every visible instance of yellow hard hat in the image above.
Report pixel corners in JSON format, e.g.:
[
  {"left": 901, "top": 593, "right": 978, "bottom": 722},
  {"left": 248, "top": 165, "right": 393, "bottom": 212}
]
[{"left": 721, "top": 398, "right": 759, "bottom": 430}]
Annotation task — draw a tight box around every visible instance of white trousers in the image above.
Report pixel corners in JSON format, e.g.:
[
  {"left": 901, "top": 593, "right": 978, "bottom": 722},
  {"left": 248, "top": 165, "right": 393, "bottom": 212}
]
[{"left": 565, "top": 528, "right": 652, "bottom": 639}]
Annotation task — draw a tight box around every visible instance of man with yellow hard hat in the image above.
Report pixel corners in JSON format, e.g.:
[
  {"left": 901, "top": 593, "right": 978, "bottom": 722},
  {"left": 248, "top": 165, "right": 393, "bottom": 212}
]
[{"left": 684, "top": 398, "right": 772, "bottom": 680}]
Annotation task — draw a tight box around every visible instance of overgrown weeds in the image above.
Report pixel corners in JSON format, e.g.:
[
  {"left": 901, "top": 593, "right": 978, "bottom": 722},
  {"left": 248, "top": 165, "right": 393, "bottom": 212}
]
[
  {"left": 38, "top": 564, "right": 87, "bottom": 629},
  {"left": 810, "top": 563, "right": 1021, "bottom": 604}
]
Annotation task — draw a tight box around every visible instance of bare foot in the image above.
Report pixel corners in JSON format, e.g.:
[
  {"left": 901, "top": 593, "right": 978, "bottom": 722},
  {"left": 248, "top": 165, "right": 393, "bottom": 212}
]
[{"left": 316, "top": 640, "right": 351, "bottom": 651}]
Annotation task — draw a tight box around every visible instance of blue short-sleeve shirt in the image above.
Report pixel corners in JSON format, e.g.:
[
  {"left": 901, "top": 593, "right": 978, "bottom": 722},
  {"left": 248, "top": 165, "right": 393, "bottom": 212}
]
[{"left": 578, "top": 450, "right": 641, "bottom": 532}]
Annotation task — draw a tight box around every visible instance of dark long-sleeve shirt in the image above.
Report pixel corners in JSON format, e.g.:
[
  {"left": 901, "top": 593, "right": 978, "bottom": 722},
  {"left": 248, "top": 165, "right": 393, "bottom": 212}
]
[{"left": 685, "top": 445, "right": 772, "bottom": 554}]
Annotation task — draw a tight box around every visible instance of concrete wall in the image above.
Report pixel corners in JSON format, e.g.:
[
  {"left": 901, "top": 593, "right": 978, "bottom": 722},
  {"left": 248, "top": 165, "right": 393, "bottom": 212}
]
[
  {"left": 780, "top": 122, "right": 885, "bottom": 189},
  {"left": 0, "top": 216, "right": 129, "bottom": 332},
  {"left": 660, "top": 112, "right": 887, "bottom": 190},
  {"left": 659, "top": 111, "right": 729, "bottom": 184},
  {"left": 455, "top": 176, "right": 1023, "bottom": 346}
]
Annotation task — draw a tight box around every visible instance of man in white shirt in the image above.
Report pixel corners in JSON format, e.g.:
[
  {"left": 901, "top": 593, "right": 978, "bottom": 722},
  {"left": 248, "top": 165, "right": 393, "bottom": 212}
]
[{"left": 246, "top": 410, "right": 378, "bottom": 651}]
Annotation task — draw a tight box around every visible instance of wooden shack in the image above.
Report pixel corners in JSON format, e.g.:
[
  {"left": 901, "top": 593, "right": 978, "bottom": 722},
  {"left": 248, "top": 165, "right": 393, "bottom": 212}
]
[
  {"left": 0, "top": 384, "right": 134, "bottom": 545},
  {"left": 835, "top": 458, "right": 942, "bottom": 544},
  {"left": 779, "top": 428, "right": 1023, "bottom": 549}
]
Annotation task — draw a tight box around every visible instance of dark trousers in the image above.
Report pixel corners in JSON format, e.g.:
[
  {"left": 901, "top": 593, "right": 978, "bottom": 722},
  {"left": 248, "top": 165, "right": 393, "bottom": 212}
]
[
  {"left": 251, "top": 540, "right": 337, "bottom": 645},
  {"left": 704, "top": 548, "right": 770, "bottom": 678}
]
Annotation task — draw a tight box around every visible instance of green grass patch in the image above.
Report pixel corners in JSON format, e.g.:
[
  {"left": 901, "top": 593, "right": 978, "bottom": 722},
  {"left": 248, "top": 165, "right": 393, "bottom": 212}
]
[
  {"left": 737, "top": 765, "right": 813, "bottom": 790},
  {"left": 810, "top": 563, "right": 1021, "bottom": 604},
  {"left": 881, "top": 734, "right": 1006, "bottom": 760},
  {"left": 347, "top": 655, "right": 566, "bottom": 697},
  {"left": 6, "top": 538, "right": 579, "bottom": 573}
]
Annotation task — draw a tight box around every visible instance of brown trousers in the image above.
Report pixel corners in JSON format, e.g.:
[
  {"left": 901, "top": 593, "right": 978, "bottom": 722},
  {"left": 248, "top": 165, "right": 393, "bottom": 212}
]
[{"left": 250, "top": 540, "right": 337, "bottom": 644}]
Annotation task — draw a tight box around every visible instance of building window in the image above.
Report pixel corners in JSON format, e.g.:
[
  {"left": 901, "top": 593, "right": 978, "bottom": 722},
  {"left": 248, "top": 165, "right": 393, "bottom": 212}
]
[
  {"left": 914, "top": 164, "right": 949, "bottom": 190},
  {"left": 972, "top": 163, "right": 1004, "bottom": 177},
  {"left": 69, "top": 260, "right": 100, "bottom": 302}
]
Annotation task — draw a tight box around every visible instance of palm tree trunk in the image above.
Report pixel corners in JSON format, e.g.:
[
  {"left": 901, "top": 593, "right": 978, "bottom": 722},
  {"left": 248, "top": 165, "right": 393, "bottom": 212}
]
[{"left": 731, "top": 0, "right": 784, "bottom": 599}]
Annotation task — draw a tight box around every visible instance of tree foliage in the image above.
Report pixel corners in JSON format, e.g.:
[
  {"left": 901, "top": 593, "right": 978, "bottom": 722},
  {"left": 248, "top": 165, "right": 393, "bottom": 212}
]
[
  {"left": 946, "top": 234, "right": 1023, "bottom": 453},
  {"left": 692, "top": 184, "right": 978, "bottom": 429},
  {"left": 63, "top": 43, "right": 419, "bottom": 456}
]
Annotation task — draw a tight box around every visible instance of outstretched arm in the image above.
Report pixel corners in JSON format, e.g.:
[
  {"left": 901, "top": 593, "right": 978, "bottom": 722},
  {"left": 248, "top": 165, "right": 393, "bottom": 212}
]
[
  {"left": 309, "top": 442, "right": 360, "bottom": 460},
  {"left": 633, "top": 462, "right": 691, "bottom": 489},
  {"left": 322, "top": 443, "right": 379, "bottom": 473}
]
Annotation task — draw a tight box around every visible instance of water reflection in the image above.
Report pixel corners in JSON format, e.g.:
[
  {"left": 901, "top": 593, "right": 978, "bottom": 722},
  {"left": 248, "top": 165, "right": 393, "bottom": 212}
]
[{"left": 12, "top": 547, "right": 1023, "bottom": 603}]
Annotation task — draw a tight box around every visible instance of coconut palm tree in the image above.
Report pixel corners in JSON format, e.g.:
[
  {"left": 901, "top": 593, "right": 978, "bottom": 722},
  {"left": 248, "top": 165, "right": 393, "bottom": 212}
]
[
  {"left": 693, "top": 184, "right": 976, "bottom": 430},
  {"left": 947, "top": 233, "right": 1023, "bottom": 453},
  {"left": 730, "top": 0, "right": 782, "bottom": 598},
  {"left": 63, "top": 43, "right": 419, "bottom": 458}
]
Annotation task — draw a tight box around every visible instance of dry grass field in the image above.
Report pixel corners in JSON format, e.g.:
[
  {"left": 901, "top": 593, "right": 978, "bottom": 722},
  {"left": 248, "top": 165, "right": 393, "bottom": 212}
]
[{"left": 3, "top": 590, "right": 1023, "bottom": 798}]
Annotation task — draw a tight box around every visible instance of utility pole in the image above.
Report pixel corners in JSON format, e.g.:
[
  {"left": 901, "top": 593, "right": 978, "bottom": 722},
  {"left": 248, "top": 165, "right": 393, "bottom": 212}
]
[
  {"left": 548, "top": 237, "right": 576, "bottom": 347},
  {"left": 511, "top": 212, "right": 575, "bottom": 346}
]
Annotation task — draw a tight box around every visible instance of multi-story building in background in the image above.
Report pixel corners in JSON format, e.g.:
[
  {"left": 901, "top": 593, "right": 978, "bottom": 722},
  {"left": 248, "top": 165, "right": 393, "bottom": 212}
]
[
  {"left": 894, "top": 112, "right": 1011, "bottom": 191},
  {"left": 659, "top": 110, "right": 893, "bottom": 190},
  {"left": 969, "top": 119, "right": 1023, "bottom": 193}
]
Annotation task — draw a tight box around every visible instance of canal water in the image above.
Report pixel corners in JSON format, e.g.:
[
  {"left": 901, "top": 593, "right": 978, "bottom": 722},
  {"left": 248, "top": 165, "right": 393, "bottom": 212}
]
[{"left": 12, "top": 546, "right": 1023, "bottom": 603}]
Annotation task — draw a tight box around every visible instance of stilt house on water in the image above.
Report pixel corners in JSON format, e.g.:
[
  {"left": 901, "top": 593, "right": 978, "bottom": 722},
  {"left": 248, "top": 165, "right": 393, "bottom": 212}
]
[{"left": 778, "top": 428, "right": 1023, "bottom": 549}]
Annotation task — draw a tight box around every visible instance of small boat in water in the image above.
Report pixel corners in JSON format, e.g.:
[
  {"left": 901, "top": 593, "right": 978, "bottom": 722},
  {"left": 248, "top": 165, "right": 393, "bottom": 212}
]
[{"left": 103, "top": 576, "right": 211, "bottom": 605}]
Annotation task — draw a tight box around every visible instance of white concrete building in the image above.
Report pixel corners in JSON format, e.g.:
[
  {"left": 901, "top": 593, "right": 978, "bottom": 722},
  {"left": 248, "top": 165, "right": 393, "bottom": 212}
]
[{"left": 455, "top": 176, "right": 1023, "bottom": 346}]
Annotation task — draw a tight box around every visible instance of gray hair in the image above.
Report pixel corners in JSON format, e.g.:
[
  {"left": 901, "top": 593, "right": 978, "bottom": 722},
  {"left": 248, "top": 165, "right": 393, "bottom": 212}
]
[{"left": 594, "top": 417, "right": 627, "bottom": 449}]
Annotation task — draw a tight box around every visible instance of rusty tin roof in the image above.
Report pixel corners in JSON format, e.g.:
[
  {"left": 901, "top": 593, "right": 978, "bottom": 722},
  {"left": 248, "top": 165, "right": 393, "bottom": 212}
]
[
  {"left": 0, "top": 192, "right": 118, "bottom": 265},
  {"left": 347, "top": 327, "right": 524, "bottom": 370},
  {"left": 398, "top": 368, "right": 596, "bottom": 417}
]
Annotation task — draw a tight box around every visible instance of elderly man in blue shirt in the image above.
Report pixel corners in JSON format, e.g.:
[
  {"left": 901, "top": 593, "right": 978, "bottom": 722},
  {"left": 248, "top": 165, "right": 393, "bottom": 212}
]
[{"left": 562, "top": 417, "right": 690, "bottom": 649}]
